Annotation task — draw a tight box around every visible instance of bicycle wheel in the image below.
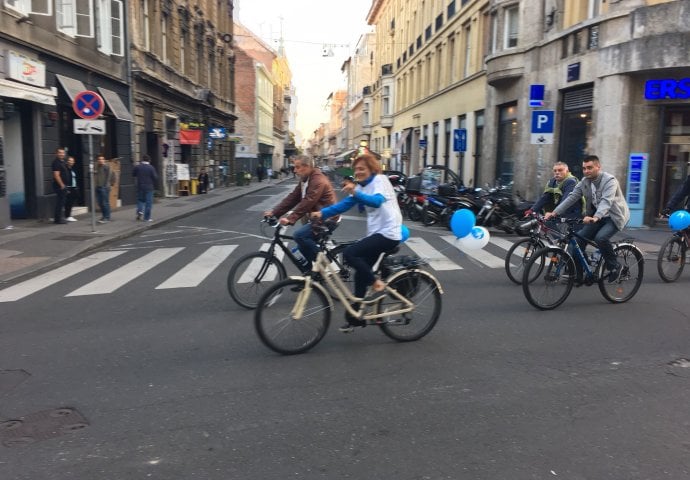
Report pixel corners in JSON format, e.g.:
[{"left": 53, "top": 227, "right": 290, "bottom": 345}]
[
  {"left": 522, "top": 247, "right": 575, "bottom": 310},
  {"left": 378, "top": 270, "right": 442, "bottom": 342},
  {"left": 657, "top": 236, "right": 686, "bottom": 283},
  {"left": 254, "top": 278, "right": 330, "bottom": 355},
  {"left": 227, "top": 251, "right": 287, "bottom": 309},
  {"left": 599, "top": 244, "right": 644, "bottom": 303},
  {"left": 505, "top": 237, "right": 544, "bottom": 284}
]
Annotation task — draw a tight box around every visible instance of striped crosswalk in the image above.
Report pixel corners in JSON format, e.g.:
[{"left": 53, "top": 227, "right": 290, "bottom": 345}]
[{"left": 0, "top": 235, "right": 526, "bottom": 303}]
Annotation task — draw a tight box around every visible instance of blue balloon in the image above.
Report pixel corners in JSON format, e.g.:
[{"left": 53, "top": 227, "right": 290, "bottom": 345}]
[
  {"left": 400, "top": 224, "right": 410, "bottom": 242},
  {"left": 669, "top": 210, "right": 690, "bottom": 230},
  {"left": 450, "top": 209, "right": 476, "bottom": 238}
]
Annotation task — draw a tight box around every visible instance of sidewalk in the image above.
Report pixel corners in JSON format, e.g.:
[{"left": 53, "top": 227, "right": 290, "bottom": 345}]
[{"left": 0, "top": 179, "right": 290, "bottom": 285}]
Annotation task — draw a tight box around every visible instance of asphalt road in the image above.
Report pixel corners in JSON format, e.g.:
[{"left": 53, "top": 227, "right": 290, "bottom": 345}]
[{"left": 1, "top": 184, "right": 689, "bottom": 480}]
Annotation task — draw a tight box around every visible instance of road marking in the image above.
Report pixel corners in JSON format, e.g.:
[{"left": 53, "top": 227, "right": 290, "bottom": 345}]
[
  {"left": 442, "top": 236, "right": 505, "bottom": 268},
  {"left": 66, "top": 248, "right": 183, "bottom": 296},
  {"left": 488, "top": 236, "right": 517, "bottom": 252},
  {"left": 156, "top": 245, "right": 237, "bottom": 289},
  {"left": 0, "top": 251, "right": 126, "bottom": 302},
  {"left": 404, "top": 237, "right": 462, "bottom": 270},
  {"left": 237, "top": 243, "right": 286, "bottom": 283}
]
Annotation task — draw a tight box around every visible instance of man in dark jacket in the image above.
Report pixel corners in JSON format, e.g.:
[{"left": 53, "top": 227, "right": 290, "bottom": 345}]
[
  {"left": 264, "top": 155, "right": 337, "bottom": 267},
  {"left": 51, "top": 147, "right": 69, "bottom": 224},
  {"left": 133, "top": 154, "right": 158, "bottom": 222},
  {"left": 662, "top": 167, "right": 690, "bottom": 215},
  {"left": 527, "top": 161, "right": 582, "bottom": 220}
]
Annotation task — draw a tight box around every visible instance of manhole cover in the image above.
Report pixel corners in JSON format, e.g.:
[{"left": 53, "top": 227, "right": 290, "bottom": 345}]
[
  {"left": 0, "top": 370, "right": 30, "bottom": 396},
  {"left": 53, "top": 235, "right": 102, "bottom": 241},
  {"left": 0, "top": 408, "right": 89, "bottom": 447}
]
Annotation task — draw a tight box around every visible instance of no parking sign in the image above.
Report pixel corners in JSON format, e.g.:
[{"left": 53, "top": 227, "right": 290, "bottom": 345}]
[{"left": 73, "top": 90, "right": 105, "bottom": 119}]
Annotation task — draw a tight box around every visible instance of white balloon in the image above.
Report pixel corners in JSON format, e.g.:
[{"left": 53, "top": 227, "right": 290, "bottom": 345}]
[{"left": 457, "top": 226, "right": 490, "bottom": 250}]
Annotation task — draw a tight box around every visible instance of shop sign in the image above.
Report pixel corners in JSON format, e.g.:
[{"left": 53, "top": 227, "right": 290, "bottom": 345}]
[
  {"left": 179, "top": 121, "right": 205, "bottom": 129},
  {"left": 645, "top": 78, "right": 690, "bottom": 100},
  {"left": 6, "top": 50, "right": 46, "bottom": 87}
]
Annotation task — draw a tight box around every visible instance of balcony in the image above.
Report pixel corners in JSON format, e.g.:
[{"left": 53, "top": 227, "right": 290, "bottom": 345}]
[{"left": 380, "top": 113, "right": 393, "bottom": 128}]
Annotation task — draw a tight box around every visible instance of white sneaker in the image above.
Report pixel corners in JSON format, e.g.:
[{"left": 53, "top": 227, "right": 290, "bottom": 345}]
[
  {"left": 146, "top": 219, "right": 153, "bottom": 222},
  {"left": 66, "top": 217, "right": 77, "bottom": 222}
]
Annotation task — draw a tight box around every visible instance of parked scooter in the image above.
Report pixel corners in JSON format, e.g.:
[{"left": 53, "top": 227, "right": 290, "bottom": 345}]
[
  {"left": 475, "top": 183, "right": 533, "bottom": 233},
  {"left": 421, "top": 183, "right": 478, "bottom": 228}
]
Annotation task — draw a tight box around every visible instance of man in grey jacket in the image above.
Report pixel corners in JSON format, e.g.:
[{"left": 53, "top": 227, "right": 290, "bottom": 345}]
[{"left": 545, "top": 155, "right": 630, "bottom": 283}]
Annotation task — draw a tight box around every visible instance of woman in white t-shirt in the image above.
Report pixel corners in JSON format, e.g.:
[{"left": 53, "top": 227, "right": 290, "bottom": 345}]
[{"left": 313, "top": 152, "right": 403, "bottom": 332}]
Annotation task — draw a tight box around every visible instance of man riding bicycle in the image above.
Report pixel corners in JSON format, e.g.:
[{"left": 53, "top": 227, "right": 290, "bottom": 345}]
[{"left": 264, "top": 155, "right": 338, "bottom": 268}]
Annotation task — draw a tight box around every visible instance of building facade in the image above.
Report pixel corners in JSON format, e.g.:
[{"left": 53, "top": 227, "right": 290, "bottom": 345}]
[
  {"left": 129, "top": 0, "right": 236, "bottom": 197},
  {"left": 484, "top": 0, "right": 689, "bottom": 226},
  {"left": 0, "top": 0, "right": 133, "bottom": 223}
]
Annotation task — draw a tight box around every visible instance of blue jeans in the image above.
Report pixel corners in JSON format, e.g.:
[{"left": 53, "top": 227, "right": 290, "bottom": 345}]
[
  {"left": 344, "top": 233, "right": 400, "bottom": 298},
  {"left": 137, "top": 189, "right": 154, "bottom": 221},
  {"left": 576, "top": 217, "right": 620, "bottom": 271},
  {"left": 293, "top": 220, "right": 339, "bottom": 268},
  {"left": 96, "top": 186, "right": 111, "bottom": 220}
]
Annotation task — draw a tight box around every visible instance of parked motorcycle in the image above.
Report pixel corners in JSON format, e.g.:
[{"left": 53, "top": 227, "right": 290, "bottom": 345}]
[
  {"left": 421, "top": 183, "right": 478, "bottom": 228},
  {"left": 475, "top": 183, "right": 533, "bottom": 233}
]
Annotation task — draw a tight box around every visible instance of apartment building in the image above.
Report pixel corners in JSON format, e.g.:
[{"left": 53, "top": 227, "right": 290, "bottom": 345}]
[
  {"left": 0, "top": 0, "right": 133, "bottom": 223},
  {"left": 485, "top": 0, "right": 689, "bottom": 226},
  {"left": 365, "top": 0, "right": 489, "bottom": 184},
  {"left": 129, "top": 0, "right": 236, "bottom": 196}
]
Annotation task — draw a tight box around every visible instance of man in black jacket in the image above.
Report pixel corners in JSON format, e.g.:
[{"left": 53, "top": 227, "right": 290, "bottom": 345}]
[
  {"left": 51, "top": 148, "right": 69, "bottom": 224},
  {"left": 133, "top": 154, "right": 158, "bottom": 222}
]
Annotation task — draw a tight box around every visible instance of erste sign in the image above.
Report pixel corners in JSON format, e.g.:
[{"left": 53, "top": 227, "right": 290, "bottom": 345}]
[{"left": 645, "top": 78, "right": 690, "bottom": 100}]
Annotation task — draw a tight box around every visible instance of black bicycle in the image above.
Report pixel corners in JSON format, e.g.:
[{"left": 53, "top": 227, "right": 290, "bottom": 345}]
[
  {"left": 522, "top": 217, "right": 644, "bottom": 310},
  {"left": 657, "top": 226, "right": 689, "bottom": 283},
  {"left": 227, "top": 217, "right": 354, "bottom": 309},
  {"left": 504, "top": 214, "right": 564, "bottom": 284}
]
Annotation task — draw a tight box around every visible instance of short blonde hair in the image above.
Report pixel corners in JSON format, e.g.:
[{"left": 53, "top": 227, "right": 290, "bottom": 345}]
[{"left": 353, "top": 152, "right": 381, "bottom": 174}]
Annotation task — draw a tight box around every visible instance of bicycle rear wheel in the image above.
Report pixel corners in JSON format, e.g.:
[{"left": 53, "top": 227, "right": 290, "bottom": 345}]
[
  {"left": 227, "top": 251, "right": 287, "bottom": 309},
  {"left": 657, "top": 235, "right": 686, "bottom": 283},
  {"left": 505, "top": 237, "right": 544, "bottom": 284},
  {"left": 599, "top": 244, "right": 644, "bottom": 303},
  {"left": 522, "top": 247, "right": 575, "bottom": 310},
  {"left": 254, "top": 278, "right": 330, "bottom": 355},
  {"left": 378, "top": 270, "right": 442, "bottom": 342}
]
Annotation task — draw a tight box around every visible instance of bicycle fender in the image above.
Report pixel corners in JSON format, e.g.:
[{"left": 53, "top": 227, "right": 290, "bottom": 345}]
[{"left": 385, "top": 269, "right": 444, "bottom": 295}]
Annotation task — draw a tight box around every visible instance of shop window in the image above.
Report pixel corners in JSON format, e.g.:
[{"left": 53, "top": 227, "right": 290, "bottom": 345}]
[
  {"left": 559, "top": 87, "right": 594, "bottom": 179},
  {"left": 496, "top": 103, "right": 517, "bottom": 184}
]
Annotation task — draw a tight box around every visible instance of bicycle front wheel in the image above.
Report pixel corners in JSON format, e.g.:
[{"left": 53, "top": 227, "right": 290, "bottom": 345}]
[
  {"left": 522, "top": 247, "right": 575, "bottom": 310},
  {"left": 657, "top": 236, "right": 686, "bottom": 283},
  {"left": 505, "top": 237, "right": 544, "bottom": 284},
  {"left": 378, "top": 270, "right": 442, "bottom": 342},
  {"left": 599, "top": 244, "right": 644, "bottom": 303},
  {"left": 254, "top": 279, "right": 330, "bottom": 355},
  {"left": 227, "top": 251, "right": 287, "bottom": 309}
]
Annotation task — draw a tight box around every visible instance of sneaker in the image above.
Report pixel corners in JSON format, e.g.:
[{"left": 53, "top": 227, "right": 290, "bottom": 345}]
[
  {"left": 66, "top": 217, "right": 77, "bottom": 222},
  {"left": 338, "top": 319, "right": 366, "bottom": 333},
  {"left": 97, "top": 219, "right": 109, "bottom": 224},
  {"left": 136, "top": 212, "right": 143, "bottom": 220},
  {"left": 607, "top": 264, "right": 623, "bottom": 283},
  {"left": 146, "top": 219, "right": 153, "bottom": 222},
  {"left": 54, "top": 220, "right": 67, "bottom": 224}
]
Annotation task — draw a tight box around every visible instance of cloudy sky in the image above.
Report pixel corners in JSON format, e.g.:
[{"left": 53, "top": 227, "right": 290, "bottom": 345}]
[{"left": 236, "top": 0, "right": 374, "bottom": 145}]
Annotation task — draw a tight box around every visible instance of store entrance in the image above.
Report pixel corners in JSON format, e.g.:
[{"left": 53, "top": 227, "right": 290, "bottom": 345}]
[{"left": 660, "top": 140, "right": 690, "bottom": 212}]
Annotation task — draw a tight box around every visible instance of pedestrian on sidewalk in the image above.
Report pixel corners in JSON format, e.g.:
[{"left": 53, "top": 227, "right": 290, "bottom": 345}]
[
  {"left": 267, "top": 166, "right": 273, "bottom": 183},
  {"left": 133, "top": 154, "right": 159, "bottom": 222},
  {"left": 51, "top": 147, "right": 69, "bottom": 224},
  {"left": 95, "top": 154, "right": 115, "bottom": 223},
  {"left": 662, "top": 166, "right": 690, "bottom": 215},
  {"left": 64, "top": 156, "right": 79, "bottom": 222},
  {"left": 198, "top": 168, "right": 209, "bottom": 194}
]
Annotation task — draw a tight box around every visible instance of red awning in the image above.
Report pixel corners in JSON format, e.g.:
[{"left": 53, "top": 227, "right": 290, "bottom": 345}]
[{"left": 179, "top": 129, "right": 202, "bottom": 145}]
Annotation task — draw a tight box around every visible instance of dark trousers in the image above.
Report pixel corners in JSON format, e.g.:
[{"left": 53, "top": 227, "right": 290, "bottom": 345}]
[
  {"left": 344, "top": 233, "right": 399, "bottom": 298},
  {"left": 65, "top": 187, "right": 77, "bottom": 218},
  {"left": 53, "top": 187, "right": 66, "bottom": 223},
  {"left": 576, "top": 217, "right": 620, "bottom": 271}
]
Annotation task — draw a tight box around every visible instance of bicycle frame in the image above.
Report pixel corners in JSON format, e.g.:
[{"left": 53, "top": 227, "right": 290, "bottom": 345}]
[{"left": 290, "top": 250, "right": 418, "bottom": 322}]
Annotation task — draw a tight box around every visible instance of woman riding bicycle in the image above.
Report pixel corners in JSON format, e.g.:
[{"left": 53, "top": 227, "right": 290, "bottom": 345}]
[{"left": 312, "top": 152, "right": 403, "bottom": 332}]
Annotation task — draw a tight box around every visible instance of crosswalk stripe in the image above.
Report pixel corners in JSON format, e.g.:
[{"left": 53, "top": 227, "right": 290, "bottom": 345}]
[
  {"left": 489, "top": 236, "right": 518, "bottom": 252},
  {"left": 404, "top": 237, "right": 462, "bottom": 270},
  {"left": 66, "top": 247, "right": 183, "bottom": 296},
  {"left": 442, "top": 235, "right": 505, "bottom": 268},
  {"left": 0, "top": 251, "right": 126, "bottom": 302},
  {"left": 237, "top": 243, "right": 286, "bottom": 283},
  {"left": 156, "top": 245, "right": 238, "bottom": 289}
]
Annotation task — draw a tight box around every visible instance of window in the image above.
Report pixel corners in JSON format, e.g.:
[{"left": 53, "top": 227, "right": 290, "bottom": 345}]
[
  {"left": 588, "top": 0, "right": 601, "bottom": 19},
  {"left": 180, "top": 30, "right": 186, "bottom": 74},
  {"left": 447, "top": 0, "right": 455, "bottom": 19},
  {"left": 4, "top": 0, "right": 52, "bottom": 15},
  {"left": 448, "top": 35, "right": 456, "bottom": 84},
  {"left": 140, "top": 0, "right": 150, "bottom": 50},
  {"left": 161, "top": 14, "right": 168, "bottom": 64},
  {"left": 463, "top": 25, "right": 471, "bottom": 78},
  {"left": 504, "top": 5, "right": 518, "bottom": 49},
  {"left": 57, "top": 0, "right": 94, "bottom": 37},
  {"left": 490, "top": 12, "right": 498, "bottom": 54},
  {"left": 97, "top": 0, "right": 123, "bottom": 55}
]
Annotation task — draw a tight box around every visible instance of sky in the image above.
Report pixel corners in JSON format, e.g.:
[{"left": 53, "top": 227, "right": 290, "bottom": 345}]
[{"left": 236, "top": 0, "right": 374, "bottom": 146}]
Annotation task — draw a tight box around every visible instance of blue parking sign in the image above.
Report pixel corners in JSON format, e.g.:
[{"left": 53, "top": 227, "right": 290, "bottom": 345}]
[{"left": 530, "top": 110, "right": 555, "bottom": 144}]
